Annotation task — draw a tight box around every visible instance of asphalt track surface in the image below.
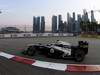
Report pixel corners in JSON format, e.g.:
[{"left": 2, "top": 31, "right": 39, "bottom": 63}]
[{"left": 0, "top": 37, "right": 100, "bottom": 75}]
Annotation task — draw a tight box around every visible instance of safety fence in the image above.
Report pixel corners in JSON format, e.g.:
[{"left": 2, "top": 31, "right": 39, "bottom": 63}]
[{"left": 0, "top": 33, "right": 74, "bottom": 38}]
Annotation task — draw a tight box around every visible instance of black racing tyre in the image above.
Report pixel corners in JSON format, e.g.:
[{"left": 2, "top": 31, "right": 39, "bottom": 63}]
[
  {"left": 74, "top": 50, "right": 85, "bottom": 62},
  {"left": 27, "top": 46, "right": 36, "bottom": 56}
]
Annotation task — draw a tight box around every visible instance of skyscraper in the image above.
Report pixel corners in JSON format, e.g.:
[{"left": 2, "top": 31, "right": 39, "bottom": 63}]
[
  {"left": 81, "top": 9, "right": 90, "bottom": 32},
  {"left": 67, "top": 13, "right": 72, "bottom": 33},
  {"left": 76, "top": 14, "right": 82, "bottom": 33},
  {"left": 33, "top": 16, "right": 37, "bottom": 33},
  {"left": 33, "top": 16, "right": 40, "bottom": 33},
  {"left": 36, "top": 16, "right": 40, "bottom": 33},
  {"left": 77, "top": 14, "right": 82, "bottom": 22},
  {"left": 41, "top": 16, "right": 45, "bottom": 33},
  {"left": 67, "top": 13, "right": 70, "bottom": 24},
  {"left": 73, "top": 12, "right": 75, "bottom": 21},
  {"left": 63, "top": 21, "right": 67, "bottom": 33},
  {"left": 91, "top": 10, "right": 96, "bottom": 22},
  {"left": 82, "top": 9, "right": 89, "bottom": 22},
  {"left": 52, "top": 15, "right": 57, "bottom": 33},
  {"left": 58, "top": 15, "right": 63, "bottom": 32},
  {"left": 72, "top": 12, "right": 76, "bottom": 33},
  {"left": 67, "top": 12, "right": 76, "bottom": 33}
]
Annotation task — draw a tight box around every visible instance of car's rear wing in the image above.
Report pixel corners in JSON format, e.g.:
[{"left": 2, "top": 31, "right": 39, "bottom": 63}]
[{"left": 78, "top": 41, "right": 88, "bottom": 48}]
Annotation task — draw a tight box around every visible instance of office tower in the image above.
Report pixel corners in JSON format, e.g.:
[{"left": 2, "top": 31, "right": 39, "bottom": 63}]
[
  {"left": 58, "top": 15, "right": 62, "bottom": 32},
  {"left": 63, "top": 21, "right": 67, "bottom": 33},
  {"left": 36, "top": 16, "right": 40, "bottom": 33},
  {"left": 77, "top": 14, "right": 82, "bottom": 22},
  {"left": 33, "top": 16, "right": 37, "bottom": 33},
  {"left": 76, "top": 14, "right": 82, "bottom": 33},
  {"left": 67, "top": 13, "right": 70, "bottom": 24},
  {"left": 52, "top": 15, "right": 57, "bottom": 33},
  {"left": 33, "top": 16, "right": 40, "bottom": 33},
  {"left": 41, "top": 16, "right": 45, "bottom": 33},
  {"left": 85, "top": 12, "right": 89, "bottom": 22},
  {"left": 72, "top": 12, "right": 76, "bottom": 33},
  {"left": 82, "top": 9, "right": 89, "bottom": 22},
  {"left": 67, "top": 12, "right": 76, "bottom": 33},
  {"left": 91, "top": 10, "right": 96, "bottom": 22},
  {"left": 67, "top": 13, "right": 72, "bottom": 33},
  {"left": 73, "top": 12, "right": 75, "bottom": 21},
  {"left": 60, "top": 20, "right": 64, "bottom": 33}
]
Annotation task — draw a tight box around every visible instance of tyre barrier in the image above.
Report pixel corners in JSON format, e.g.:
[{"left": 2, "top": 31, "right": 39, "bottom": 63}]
[{"left": 0, "top": 52, "right": 100, "bottom": 72}]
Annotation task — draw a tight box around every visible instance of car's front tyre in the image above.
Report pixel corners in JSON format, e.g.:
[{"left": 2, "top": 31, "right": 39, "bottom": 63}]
[{"left": 26, "top": 46, "right": 36, "bottom": 56}]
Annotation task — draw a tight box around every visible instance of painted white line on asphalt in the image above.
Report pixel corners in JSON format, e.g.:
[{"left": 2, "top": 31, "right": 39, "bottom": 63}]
[
  {"left": 32, "top": 60, "right": 67, "bottom": 71},
  {"left": 0, "top": 52, "right": 14, "bottom": 59}
]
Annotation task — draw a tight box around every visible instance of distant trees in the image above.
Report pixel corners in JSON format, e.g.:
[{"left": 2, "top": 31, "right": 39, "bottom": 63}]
[{"left": 80, "top": 21, "right": 99, "bottom": 34}]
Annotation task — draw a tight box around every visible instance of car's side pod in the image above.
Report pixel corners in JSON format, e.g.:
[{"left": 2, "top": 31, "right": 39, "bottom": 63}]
[{"left": 78, "top": 41, "right": 89, "bottom": 54}]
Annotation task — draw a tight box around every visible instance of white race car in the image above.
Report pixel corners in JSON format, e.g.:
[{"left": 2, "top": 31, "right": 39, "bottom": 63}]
[{"left": 22, "top": 40, "right": 88, "bottom": 62}]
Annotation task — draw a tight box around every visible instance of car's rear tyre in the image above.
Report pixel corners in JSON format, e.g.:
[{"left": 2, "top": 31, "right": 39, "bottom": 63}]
[
  {"left": 26, "top": 46, "right": 36, "bottom": 56},
  {"left": 74, "top": 50, "right": 85, "bottom": 62}
]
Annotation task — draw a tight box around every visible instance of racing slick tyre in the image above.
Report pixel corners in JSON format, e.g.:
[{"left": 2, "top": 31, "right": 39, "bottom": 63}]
[
  {"left": 74, "top": 50, "right": 85, "bottom": 62},
  {"left": 26, "top": 46, "right": 36, "bottom": 56}
]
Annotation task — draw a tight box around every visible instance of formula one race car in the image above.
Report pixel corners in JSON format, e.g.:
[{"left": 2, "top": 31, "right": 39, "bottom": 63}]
[{"left": 22, "top": 40, "right": 88, "bottom": 62}]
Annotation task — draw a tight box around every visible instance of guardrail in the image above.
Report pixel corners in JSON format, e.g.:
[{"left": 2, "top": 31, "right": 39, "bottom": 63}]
[{"left": 0, "top": 33, "right": 74, "bottom": 38}]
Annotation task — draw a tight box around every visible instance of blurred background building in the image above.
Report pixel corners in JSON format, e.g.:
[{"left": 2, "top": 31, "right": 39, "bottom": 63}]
[{"left": 0, "top": 27, "right": 22, "bottom": 33}]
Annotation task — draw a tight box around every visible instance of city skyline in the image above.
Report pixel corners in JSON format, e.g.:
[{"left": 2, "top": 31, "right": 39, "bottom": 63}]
[
  {"left": 0, "top": 10, "right": 99, "bottom": 31},
  {"left": 0, "top": 0, "right": 100, "bottom": 30}
]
